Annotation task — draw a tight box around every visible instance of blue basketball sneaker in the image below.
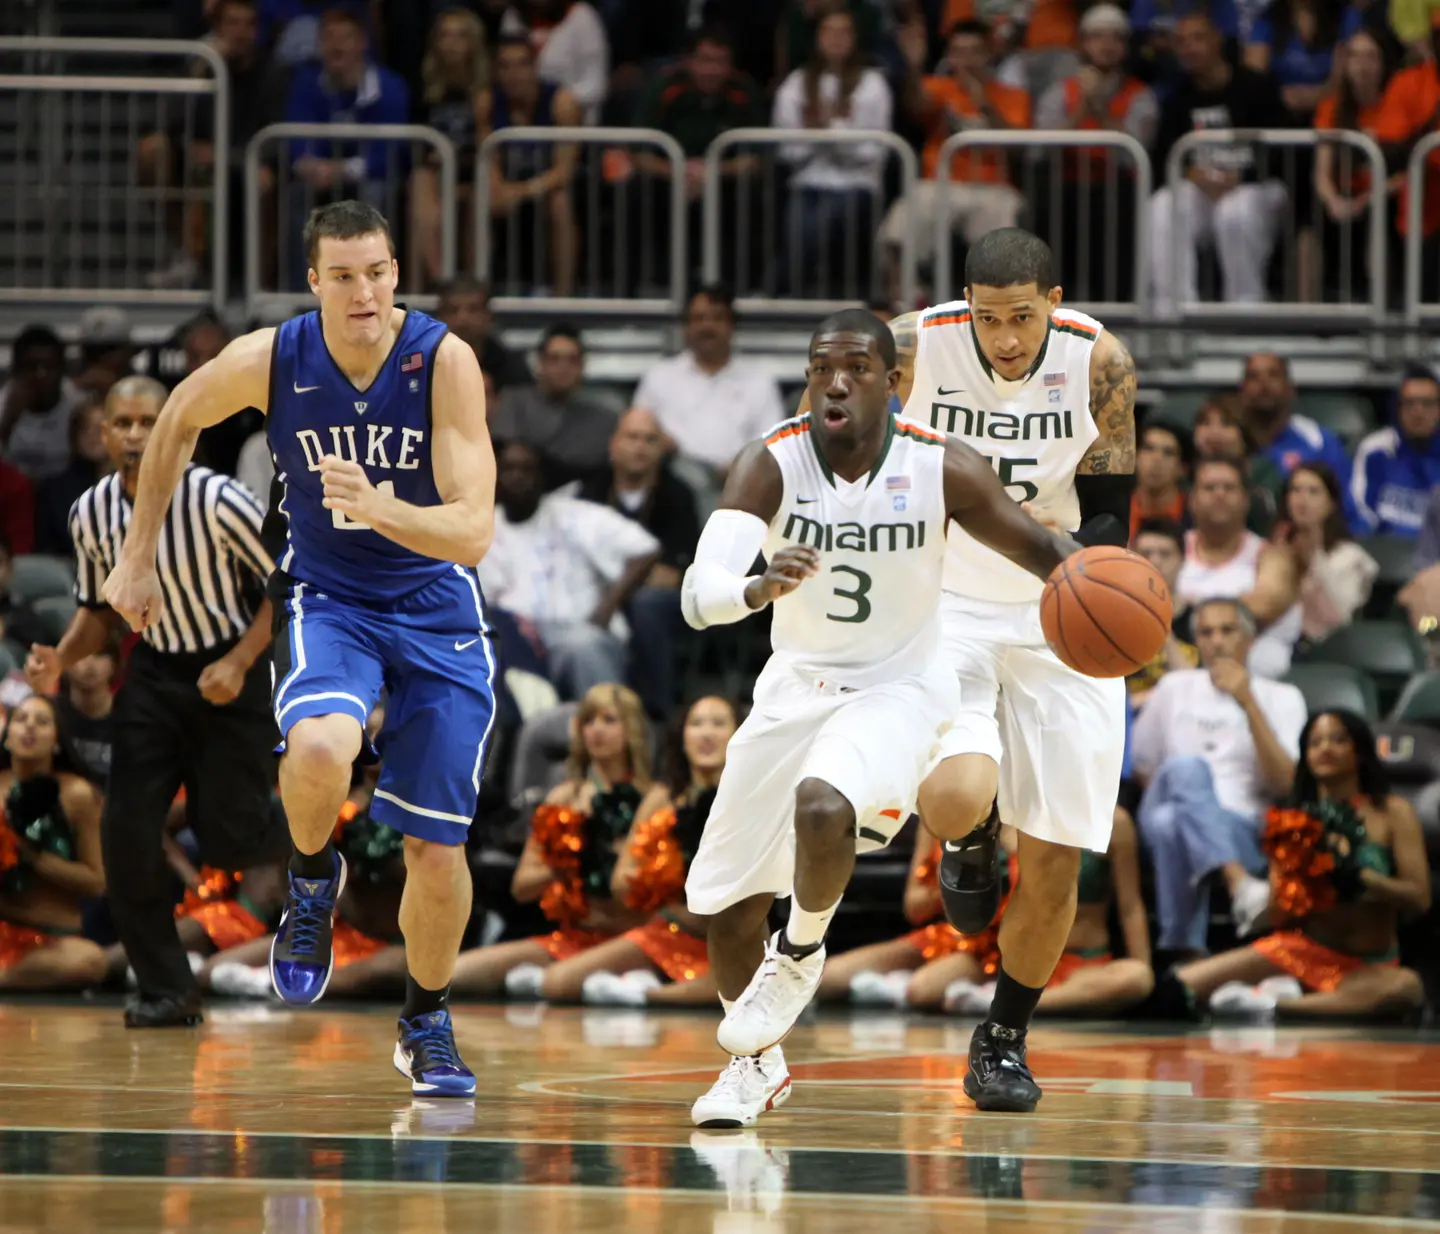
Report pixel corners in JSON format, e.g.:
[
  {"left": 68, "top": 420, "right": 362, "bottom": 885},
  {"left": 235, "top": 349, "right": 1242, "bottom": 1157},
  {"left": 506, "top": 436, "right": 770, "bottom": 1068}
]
[
  {"left": 269, "top": 850, "right": 347, "bottom": 1004},
  {"left": 393, "top": 1010, "right": 476, "bottom": 1097}
]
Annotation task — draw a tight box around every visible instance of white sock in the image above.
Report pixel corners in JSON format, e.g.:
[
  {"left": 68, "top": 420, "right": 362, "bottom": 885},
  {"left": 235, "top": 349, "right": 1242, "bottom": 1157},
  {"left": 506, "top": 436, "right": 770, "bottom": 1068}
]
[{"left": 785, "top": 897, "right": 842, "bottom": 949}]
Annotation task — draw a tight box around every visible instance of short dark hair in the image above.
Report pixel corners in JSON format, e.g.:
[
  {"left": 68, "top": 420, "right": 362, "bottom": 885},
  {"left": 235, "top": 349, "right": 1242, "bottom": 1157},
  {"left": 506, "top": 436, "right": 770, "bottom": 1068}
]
[
  {"left": 496, "top": 33, "right": 534, "bottom": 58},
  {"left": 303, "top": 200, "right": 394, "bottom": 268},
  {"left": 436, "top": 273, "right": 490, "bottom": 304},
  {"left": 949, "top": 19, "right": 992, "bottom": 41},
  {"left": 688, "top": 22, "right": 735, "bottom": 54},
  {"left": 964, "top": 227, "right": 1055, "bottom": 292},
  {"left": 539, "top": 322, "right": 583, "bottom": 354},
  {"left": 1398, "top": 363, "right": 1440, "bottom": 394},
  {"left": 1243, "top": 350, "right": 1290, "bottom": 382},
  {"left": 1194, "top": 453, "right": 1248, "bottom": 485},
  {"left": 1141, "top": 420, "right": 1195, "bottom": 472},
  {"left": 1133, "top": 516, "right": 1185, "bottom": 553},
  {"left": 811, "top": 309, "right": 897, "bottom": 369},
  {"left": 687, "top": 283, "right": 734, "bottom": 322},
  {"left": 12, "top": 324, "right": 64, "bottom": 368},
  {"left": 320, "top": 6, "right": 366, "bottom": 34},
  {"left": 212, "top": 0, "right": 257, "bottom": 20}
]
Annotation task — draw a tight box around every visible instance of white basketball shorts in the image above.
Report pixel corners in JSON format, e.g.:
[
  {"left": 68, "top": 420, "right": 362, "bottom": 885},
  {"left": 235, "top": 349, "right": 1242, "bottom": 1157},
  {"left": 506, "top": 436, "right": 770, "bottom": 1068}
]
[
  {"left": 935, "top": 592, "right": 1126, "bottom": 853},
  {"left": 685, "top": 655, "right": 959, "bottom": 917}
]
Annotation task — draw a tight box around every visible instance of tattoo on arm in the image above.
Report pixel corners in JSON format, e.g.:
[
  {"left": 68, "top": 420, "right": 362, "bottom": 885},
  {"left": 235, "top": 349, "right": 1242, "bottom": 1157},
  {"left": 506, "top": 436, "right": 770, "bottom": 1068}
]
[{"left": 1078, "top": 332, "right": 1137, "bottom": 476}]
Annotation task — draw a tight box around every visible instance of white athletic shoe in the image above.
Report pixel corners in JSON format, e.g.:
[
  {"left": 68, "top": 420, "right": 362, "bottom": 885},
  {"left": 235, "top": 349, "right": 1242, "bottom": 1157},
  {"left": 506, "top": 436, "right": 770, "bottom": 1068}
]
[
  {"left": 581, "top": 969, "right": 662, "bottom": 1007},
  {"left": 1208, "top": 980, "right": 1278, "bottom": 1021},
  {"left": 1256, "top": 975, "right": 1303, "bottom": 1002},
  {"left": 210, "top": 962, "right": 279, "bottom": 1000},
  {"left": 942, "top": 978, "right": 996, "bottom": 1016},
  {"left": 1230, "top": 876, "right": 1271, "bottom": 937},
  {"left": 504, "top": 963, "right": 546, "bottom": 1000},
  {"left": 691, "top": 1047, "right": 792, "bottom": 1129},
  {"left": 848, "top": 969, "right": 910, "bottom": 1007},
  {"left": 717, "top": 932, "right": 824, "bottom": 1056}
]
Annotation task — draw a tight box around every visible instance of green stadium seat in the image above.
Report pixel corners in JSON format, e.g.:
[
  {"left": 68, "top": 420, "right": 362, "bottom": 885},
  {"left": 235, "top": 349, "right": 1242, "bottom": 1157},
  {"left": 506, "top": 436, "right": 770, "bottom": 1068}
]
[
  {"left": 1295, "top": 392, "right": 1375, "bottom": 450},
  {"left": 1392, "top": 669, "right": 1440, "bottom": 726},
  {"left": 577, "top": 383, "right": 629, "bottom": 417},
  {"left": 1282, "top": 663, "right": 1380, "bottom": 721},
  {"left": 9, "top": 554, "right": 74, "bottom": 604},
  {"left": 32, "top": 595, "right": 77, "bottom": 645},
  {"left": 1300, "top": 620, "right": 1428, "bottom": 715},
  {"left": 1361, "top": 535, "right": 1419, "bottom": 619},
  {"left": 1151, "top": 388, "right": 1210, "bottom": 429}
]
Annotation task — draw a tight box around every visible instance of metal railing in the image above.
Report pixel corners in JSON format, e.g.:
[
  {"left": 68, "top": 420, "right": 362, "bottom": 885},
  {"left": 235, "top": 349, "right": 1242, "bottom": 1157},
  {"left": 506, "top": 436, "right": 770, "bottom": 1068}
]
[
  {"left": 933, "top": 130, "right": 1150, "bottom": 321},
  {"left": 1165, "top": 128, "right": 1386, "bottom": 325},
  {"left": 0, "top": 36, "right": 229, "bottom": 307},
  {"left": 702, "top": 128, "right": 918, "bottom": 316},
  {"left": 244, "top": 123, "right": 456, "bottom": 317},
  {"left": 1404, "top": 130, "right": 1440, "bottom": 326},
  {"left": 475, "top": 126, "right": 686, "bottom": 317}
]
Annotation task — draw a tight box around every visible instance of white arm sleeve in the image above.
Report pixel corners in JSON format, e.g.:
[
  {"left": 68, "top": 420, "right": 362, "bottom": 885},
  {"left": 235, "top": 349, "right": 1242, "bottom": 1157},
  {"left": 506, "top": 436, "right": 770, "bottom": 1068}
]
[{"left": 681, "top": 508, "right": 770, "bottom": 630}]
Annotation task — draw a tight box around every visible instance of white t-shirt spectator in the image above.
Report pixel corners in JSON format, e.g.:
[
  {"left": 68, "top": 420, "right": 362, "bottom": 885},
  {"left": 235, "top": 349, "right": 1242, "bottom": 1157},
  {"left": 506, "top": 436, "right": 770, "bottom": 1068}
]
[
  {"left": 771, "top": 68, "right": 893, "bottom": 192},
  {"left": 635, "top": 353, "right": 785, "bottom": 471},
  {"left": 1130, "top": 667, "right": 1308, "bottom": 820},
  {"left": 0, "top": 378, "right": 86, "bottom": 481},
  {"left": 236, "top": 431, "right": 276, "bottom": 507},
  {"left": 477, "top": 492, "right": 659, "bottom": 636},
  {"left": 504, "top": 1, "right": 609, "bottom": 124}
]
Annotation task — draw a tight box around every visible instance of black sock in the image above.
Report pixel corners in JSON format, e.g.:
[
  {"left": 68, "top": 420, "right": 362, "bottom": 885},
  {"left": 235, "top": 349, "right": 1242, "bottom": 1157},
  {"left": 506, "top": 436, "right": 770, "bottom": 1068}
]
[
  {"left": 402, "top": 974, "right": 450, "bottom": 1020},
  {"left": 776, "top": 933, "right": 823, "bottom": 960},
  {"left": 289, "top": 842, "right": 337, "bottom": 880},
  {"left": 986, "top": 967, "right": 1044, "bottom": 1040}
]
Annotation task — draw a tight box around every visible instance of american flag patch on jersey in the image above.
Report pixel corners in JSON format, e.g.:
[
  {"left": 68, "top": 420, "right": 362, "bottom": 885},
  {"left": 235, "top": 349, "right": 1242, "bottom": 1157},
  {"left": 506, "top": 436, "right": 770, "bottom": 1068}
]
[
  {"left": 886, "top": 476, "right": 910, "bottom": 491},
  {"left": 400, "top": 352, "right": 424, "bottom": 372},
  {"left": 1044, "top": 372, "right": 1066, "bottom": 387}
]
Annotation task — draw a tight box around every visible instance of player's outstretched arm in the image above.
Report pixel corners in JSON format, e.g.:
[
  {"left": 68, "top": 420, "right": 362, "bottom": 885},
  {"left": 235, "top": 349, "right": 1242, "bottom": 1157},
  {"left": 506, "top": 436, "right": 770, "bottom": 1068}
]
[
  {"left": 944, "top": 437, "right": 1079, "bottom": 583},
  {"left": 1072, "top": 329, "right": 1138, "bottom": 548},
  {"left": 797, "top": 311, "right": 919, "bottom": 416},
  {"left": 102, "top": 329, "right": 274, "bottom": 629},
  {"left": 681, "top": 440, "right": 818, "bottom": 629},
  {"left": 323, "top": 334, "right": 495, "bottom": 566}
]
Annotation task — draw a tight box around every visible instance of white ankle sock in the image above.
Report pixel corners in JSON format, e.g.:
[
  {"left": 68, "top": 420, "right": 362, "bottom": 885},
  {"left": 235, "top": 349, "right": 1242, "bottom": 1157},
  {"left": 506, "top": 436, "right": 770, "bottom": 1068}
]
[{"left": 785, "top": 897, "right": 842, "bottom": 949}]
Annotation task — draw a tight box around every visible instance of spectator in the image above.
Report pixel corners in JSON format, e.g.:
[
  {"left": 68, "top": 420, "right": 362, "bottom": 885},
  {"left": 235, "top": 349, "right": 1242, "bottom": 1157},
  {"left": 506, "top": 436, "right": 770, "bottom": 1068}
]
[
  {"left": 478, "top": 35, "right": 581, "bottom": 297},
  {"left": 1281, "top": 462, "right": 1378, "bottom": 642},
  {"left": 1132, "top": 597, "right": 1308, "bottom": 952},
  {"left": 1244, "top": 0, "right": 1340, "bottom": 122},
  {"left": 1129, "top": 517, "right": 1200, "bottom": 705},
  {"left": 1038, "top": 5, "right": 1156, "bottom": 147},
  {"left": 34, "top": 403, "right": 109, "bottom": 559},
  {"left": 1129, "top": 0, "right": 1242, "bottom": 89},
  {"left": 434, "top": 275, "right": 532, "bottom": 389},
  {"left": 74, "top": 308, "right": 135, "bottom": 404},
  {"left": 1238, "top": 352, "right": 1355, "bottom": 511},
  {"left": 1149, "top": 13, "right": 1288, "bottom": 316},
  {"left": 1313, "top": 29, "right": 1394, "bottom": 301},
  {"left": 0, "top": 326, "right": 87, "bottom": 482},
  {"left": 0, "top": 695, "right": 107, "bottom": 992},
  {"left": 1175, "top": 710, "right": 1429, "bottom": 1021},
  {"left": 259, "top": 0, "right": 375, "bottom": 67},
  {"left": 1398, "top": 485, "right": 1440, "bottom": 633},
  {"left": 0, "top": 533, "right": 46, "bottom": 657},
  {"left": 409, "top": 8, "right": 490, "bottom": 288},
  {"left": 939, "top": 0, "right": 1083, "bottom": 97},
  {"left": 633, "top": 286, "right": 786, "bottom": 476},
  {"left": 1130, "top": 421, "right": 1192, "bottom": 542},
  {"left": 179, "top": 318, "right": 262, "bottom": 481},
  {"left": 883, "top": 20, "right": 1029, "bottom": 304},
  {"left": 1193, "top": 390, "right": 1285, "bottom": 532},
  {"left": 771, "top": 4, "right": 893, "bottom": 299},
  {"left": 508, "top": 0, "right": 610, "bottom": 124},
  {"left": 580, "top": 409, "right": 701, "bottom": 717},
  {"left": 490, "top": 323, "right": 618, "bottom": 490},
  {"left": 0, "top": 450, "right": 32, "bottom": 560},
  {"left": 778, "top": 0, "right": 884, "bottom": 80},
  {"left": 235, "top": 431, "right": 276, "bottom": 508},
  {"left": 283, "top": 9, "right": 409, "bottom": 283},
  {"left": 478, "top": 442, "right": 661, "bottom": 700},
  {"left": 1177, "top": 455, "right": 1302, "bottom": 677},
  {"left": 57, "top": 644, "right": 117, "bottom": 787},
  {"left": 1351, "top": 365, "right": 1440, "bottom": 536}
]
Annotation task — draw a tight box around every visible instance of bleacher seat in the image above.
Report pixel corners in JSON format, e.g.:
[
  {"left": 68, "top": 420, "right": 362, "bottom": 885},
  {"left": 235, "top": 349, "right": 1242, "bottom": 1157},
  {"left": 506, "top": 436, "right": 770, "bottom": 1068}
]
[
  {"left": 577, "top": 383, "right": 629, "bottom": 417},
  {"left": 1295, "top": 392, "right": 1375, "bottom": 450},
  {"left": 9, "top": 555, "right": 74, "bottom": 604},
  {"left": 1361, "top": 535, "right": 1418, "bottom": 619},
  {"left": 1299, "top": 621, "right": 1428, "bottom": 715},
  {"left": 1392, "top": 670, "right": 1440, "bottom": 726},
  {"left": 507, "top": 703, "right": 577, "bottom": 814},
  {"left": 1152, "top": 388, "right": 1210, "bottom": 429},
  {"left": 1282, "top": 663, "right": 1380, "bottom": 720},
  {"left": 31, "top": 595, "right": 76, "bottom": 645}
]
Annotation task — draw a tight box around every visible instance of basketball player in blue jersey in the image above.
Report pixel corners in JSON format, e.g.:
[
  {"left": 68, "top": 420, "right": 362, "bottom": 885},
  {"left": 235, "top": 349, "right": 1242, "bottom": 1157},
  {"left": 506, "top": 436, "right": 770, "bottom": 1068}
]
[{"left": 103, "top": 201, "right": 495, "bottom": 1097}]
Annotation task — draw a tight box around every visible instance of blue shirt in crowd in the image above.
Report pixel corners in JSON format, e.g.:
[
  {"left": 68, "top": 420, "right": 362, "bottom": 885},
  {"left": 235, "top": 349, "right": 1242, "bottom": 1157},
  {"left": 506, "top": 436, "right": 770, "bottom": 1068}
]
[
  {"left": 1262, "top": 414, "right": 1358, "bottom": 525},
  {"left": 285, "top": 64, "right": 410, "bottom": 183},
  {"left": 1248, "top": 15, "right": 1335, "bottom": 87},
  {"left": 1351, "top": 425, "right": 1440, "bottom": 537}
]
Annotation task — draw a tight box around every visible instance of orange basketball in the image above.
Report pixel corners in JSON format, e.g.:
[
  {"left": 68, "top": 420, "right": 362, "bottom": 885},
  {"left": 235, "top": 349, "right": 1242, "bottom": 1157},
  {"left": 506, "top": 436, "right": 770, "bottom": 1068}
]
[{"left": 1040, "top": 546, "right": 1174, "bottom": 679}]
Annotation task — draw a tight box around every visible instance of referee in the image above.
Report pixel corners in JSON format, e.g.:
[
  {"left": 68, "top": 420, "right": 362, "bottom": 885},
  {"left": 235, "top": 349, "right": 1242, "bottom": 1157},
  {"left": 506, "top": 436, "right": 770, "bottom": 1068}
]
[{"left": 25, "top": 375, "right": 282, "bottom": 1028}]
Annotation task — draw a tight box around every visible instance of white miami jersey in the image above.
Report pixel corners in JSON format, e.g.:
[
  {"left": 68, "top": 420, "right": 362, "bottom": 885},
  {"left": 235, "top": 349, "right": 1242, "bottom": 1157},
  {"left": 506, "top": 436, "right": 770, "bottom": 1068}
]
[
  {"left": 903, "top": 301, "right": 1103, "bottom": 603},
  {"left": 762, "top": 412, "right": 949, "bottom": 686}
]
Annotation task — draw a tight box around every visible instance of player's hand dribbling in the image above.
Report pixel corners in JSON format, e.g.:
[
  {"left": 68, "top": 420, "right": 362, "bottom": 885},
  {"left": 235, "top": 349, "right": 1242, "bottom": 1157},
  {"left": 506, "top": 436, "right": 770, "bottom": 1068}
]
[
  {"left": 24, "top": 645, "right": 61, "bottom": 695},
  {"left": 745, "top": 546, "right": 821, "bottom": 610},
  {"left": 102, "top": 560, "right": 165, "bottom": 631},
  {"left": 320, "top": 455, "right": 385, "bottom": 527}
]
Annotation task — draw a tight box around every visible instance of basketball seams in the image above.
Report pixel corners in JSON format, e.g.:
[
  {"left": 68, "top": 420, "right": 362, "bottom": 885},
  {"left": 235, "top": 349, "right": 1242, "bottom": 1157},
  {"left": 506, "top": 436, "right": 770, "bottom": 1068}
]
[
  {"left": 1062, "top": 568, "right": 1133, "bottom": 669},
  {"left": 1070, "top": 571, "right": 1171, "bottom": 638}
]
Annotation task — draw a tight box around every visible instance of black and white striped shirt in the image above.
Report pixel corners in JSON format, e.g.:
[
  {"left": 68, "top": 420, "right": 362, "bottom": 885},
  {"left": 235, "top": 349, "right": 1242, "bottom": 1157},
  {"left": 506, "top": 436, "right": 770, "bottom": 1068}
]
[{"left": 70, "top": 466, "right": 275, "bottom": 654}]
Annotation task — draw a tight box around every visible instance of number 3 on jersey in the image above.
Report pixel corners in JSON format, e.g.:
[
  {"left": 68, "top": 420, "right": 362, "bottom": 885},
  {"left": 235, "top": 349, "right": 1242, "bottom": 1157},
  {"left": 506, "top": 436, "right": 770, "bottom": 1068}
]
[
  {"left": 827, "top": 564, "right": 872, "bottom": 623},
  {"left": 332, "top": 479, "right": 395, "bottom": 529}
]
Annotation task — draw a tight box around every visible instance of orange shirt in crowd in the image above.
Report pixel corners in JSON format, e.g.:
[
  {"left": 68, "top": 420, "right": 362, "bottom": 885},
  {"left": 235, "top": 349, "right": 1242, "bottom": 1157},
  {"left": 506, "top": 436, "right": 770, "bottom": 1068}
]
[
  {"left": 1313, "top": 93, "right": 1383, "bottom": 196},
  {"left": 943, "top": 0, "right": 1078, "bottom": 49},
  {"left": 1371, "top": 61, "right": 1440, "bottom": 237},
  {"left": 1060, "top": 74, "right": 1150, "bottom": 179},
  {"left": 921, "top": 76, "right": 1032, "bottom": 184}
]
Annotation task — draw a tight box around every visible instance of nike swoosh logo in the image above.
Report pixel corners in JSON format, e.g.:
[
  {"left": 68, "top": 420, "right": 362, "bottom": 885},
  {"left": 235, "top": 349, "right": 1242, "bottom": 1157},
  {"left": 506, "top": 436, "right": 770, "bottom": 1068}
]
[
  {"left": 937, "top": 387, "right": 966, "bottom": 396},
  {"left": 294, "top": 382, "right": 321, "bottom": 394},
  {"left": 797, "top": 497, "right": 818, "bottom": 504},
  {"left": 454, "top": 638, "right": 479, "bottom": 651}
]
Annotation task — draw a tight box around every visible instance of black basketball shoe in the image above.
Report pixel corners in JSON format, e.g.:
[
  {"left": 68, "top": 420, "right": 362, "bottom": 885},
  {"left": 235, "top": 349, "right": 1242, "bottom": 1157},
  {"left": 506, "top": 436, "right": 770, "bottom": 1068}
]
[
  {"left": 963, "top": 1022, "right": 1042, "bottom": 1113},
  {"left": 938, "top": 799, "right": 1001, "bottom": 934}
]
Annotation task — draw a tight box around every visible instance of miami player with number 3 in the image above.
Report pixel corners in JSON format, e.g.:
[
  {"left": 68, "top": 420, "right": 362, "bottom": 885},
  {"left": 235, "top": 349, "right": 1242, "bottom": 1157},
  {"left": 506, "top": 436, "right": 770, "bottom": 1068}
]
[
  {"left": 102, "top": 201, "right": 497, "bottom": 1098},
  {"left": 834, "top": 228, "right": 1139, "bottom": 1114},
  {"left": 679, "top": 308, "right": 1091, "bottom": 1129}
]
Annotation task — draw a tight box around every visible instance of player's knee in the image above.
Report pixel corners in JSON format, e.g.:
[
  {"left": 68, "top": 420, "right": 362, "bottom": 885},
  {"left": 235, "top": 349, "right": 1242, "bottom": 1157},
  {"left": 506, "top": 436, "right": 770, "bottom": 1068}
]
[
  {"left": 917, "top": 756, "right": 995, "bottom": 841},
  {"left": 793, "top": 778, "right": 856, "bottom": 851},
  {"left": 285, "top": 715, "right": 362, "bottom": 781},
  {"left": 1384, "top": 967, "right": 1425, "bottom": 1010},
  {"left": 402, "top": 835, "right": 466, "bottom": 882}
]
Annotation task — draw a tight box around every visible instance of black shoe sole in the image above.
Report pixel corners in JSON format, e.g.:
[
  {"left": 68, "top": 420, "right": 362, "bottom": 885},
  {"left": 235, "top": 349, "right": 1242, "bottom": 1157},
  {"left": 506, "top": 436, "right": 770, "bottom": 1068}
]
[
  {"left": 124, "top": 1010, "right": 204, "bottom": 1029},
  {"left": 963, "top": 1068, "right": 1040, "bottom": 1113}
]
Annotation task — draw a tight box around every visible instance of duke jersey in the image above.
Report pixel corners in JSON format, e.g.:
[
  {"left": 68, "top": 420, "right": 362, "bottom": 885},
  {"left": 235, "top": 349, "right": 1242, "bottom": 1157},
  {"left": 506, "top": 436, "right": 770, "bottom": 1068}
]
[
  {"left": 762, "top": 412, "right": 949, "bottom": 687},
  {"left": 267, "top": 309, "right": 450, "bottom": 603},
  {"left": 904, "top": 302, "right": 1103, "bottom": 603}
]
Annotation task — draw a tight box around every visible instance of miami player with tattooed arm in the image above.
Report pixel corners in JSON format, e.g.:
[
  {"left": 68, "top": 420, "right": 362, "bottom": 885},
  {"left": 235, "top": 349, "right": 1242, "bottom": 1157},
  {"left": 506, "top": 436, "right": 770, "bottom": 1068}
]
[
  {"left": 679, "top": 308, "right": 1085, "bottom": 1129},
  {"left": 799, "top": 229, "right": 1139, "bottom": 1113}
]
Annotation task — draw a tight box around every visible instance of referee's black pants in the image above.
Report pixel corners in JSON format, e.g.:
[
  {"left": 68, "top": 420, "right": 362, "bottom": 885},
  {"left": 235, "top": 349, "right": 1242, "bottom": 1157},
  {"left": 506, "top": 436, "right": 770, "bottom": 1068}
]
[{"left": 102, "top": 641, "right": 285, "bottom": 1003}]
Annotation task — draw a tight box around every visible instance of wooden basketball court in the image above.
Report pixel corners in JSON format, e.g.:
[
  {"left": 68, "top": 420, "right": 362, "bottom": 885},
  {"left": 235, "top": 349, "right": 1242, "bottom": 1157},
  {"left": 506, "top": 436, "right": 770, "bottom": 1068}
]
[{"left": 1, "top": 1001, "right": 1437, "bottom": 1232}]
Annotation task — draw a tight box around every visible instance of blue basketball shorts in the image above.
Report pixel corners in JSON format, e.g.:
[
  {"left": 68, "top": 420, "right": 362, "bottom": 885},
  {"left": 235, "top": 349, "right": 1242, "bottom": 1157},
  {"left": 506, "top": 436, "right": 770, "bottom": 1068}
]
[{"left": 269, "top": 564, "right": 497, "bottom": 846}]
